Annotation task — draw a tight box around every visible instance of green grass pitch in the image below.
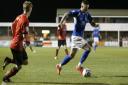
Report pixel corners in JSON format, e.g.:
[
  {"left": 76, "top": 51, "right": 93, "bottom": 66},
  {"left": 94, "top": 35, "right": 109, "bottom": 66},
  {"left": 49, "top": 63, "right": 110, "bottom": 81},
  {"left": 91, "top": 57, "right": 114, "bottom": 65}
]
[{"left": 0, "top": 47, "right": 128, "bottom": 85}]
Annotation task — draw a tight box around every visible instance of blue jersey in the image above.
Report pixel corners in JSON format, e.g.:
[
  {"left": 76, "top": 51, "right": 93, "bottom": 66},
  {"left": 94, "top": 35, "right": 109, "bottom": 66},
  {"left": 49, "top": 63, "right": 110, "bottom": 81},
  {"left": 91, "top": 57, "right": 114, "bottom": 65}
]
[
  {"left": 92, "top": 27, "right": 100, "bottom": 38},
  {"left": 68, "top": 9, "right": 92, "bottom": 37}
]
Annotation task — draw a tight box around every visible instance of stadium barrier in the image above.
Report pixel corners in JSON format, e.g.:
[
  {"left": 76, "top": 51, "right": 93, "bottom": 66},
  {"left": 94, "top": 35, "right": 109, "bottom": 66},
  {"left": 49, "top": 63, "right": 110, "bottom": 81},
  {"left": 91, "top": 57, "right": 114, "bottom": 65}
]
[
  {"left": 0, "top": 40, "right": 10, "bottom": 47},
  {"left": 0, "top": 23, "right": 128, "bottom": 47},
  {"left": 122, "top": 41, "right": 128, "bottom": 47}
]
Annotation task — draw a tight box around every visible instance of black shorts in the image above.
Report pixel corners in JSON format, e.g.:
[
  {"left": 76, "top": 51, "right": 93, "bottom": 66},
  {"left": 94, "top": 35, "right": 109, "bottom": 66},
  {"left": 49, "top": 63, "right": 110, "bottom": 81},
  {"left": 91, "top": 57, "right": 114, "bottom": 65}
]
[
  {"left": 11, "top": 48, "right": 28, "bottom": 66},
  {"left": 58, "top": 40, "right": 66, "bottom": 47}
]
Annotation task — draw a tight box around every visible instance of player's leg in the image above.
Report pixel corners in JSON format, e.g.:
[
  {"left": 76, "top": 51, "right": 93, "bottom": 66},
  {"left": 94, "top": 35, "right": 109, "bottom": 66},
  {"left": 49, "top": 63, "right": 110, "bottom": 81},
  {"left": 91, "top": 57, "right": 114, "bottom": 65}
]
[
  {"left": 61, "top": 48, "right": 77, "bottom": 66},
  {"left": 2, "top": 49, "right": 23, "bottom": 82},
  {"left": 92, "top": 42, "right": 97, "bottom": 51},
  {"left": 22, "top": 49, "right": 28, "bottom": 65},
  {"left": 55, "top": 46, "right": 60, "bottom": 59},
  {"left": 92, "top": 37, "right": 99, "bottom": 52},
  {"left": 64, "top": 46, "right": 68, "bottom": 55},
  {"left": 55, "top": 40, "right": 61, "bottom": 59},
  {"left": 29, "top": 45, "right": 35, "bottom": 53},
  {"left": 79, "top": 43, "right": 91, "bottom": 66},
  {"left": 63, "top": 40, "right": 69, "bottom": 55},
  {"left": 2, "top": 57, "right": 15, "bottom": 70},
  {"left": 29, "top": 44, "right": 36, "bottom": 53},
  {"left": 3, "top": 65, "right": 22, "bottom": 82},
  {"left": 29, "top": 45, "right": 33, "bottom": 51},
  {"left": 2, "top": 48, "right": 18, "bottom": 70},
  {"left": 56, "top": 48, "right": 78, "bottom": 75},
  {"left": 76, "top": 43, "right": 91, "bottom": 75}
]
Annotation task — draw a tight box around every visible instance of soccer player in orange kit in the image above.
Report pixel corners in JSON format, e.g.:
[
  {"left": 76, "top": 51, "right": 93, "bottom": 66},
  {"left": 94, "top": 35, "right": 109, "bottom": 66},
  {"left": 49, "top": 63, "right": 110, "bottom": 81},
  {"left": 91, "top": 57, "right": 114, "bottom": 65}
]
[
  {"left": 55, "top": 21, "right": 69, "bottom": 59},
  {"left": 2, "top": 1, "right": 33, "bottom": 83}
]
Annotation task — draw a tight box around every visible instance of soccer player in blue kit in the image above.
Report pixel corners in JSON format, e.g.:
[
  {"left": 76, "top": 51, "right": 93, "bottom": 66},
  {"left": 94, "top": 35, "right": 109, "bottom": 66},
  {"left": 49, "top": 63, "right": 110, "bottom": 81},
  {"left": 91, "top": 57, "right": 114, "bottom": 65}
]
[
  {"left": 56, "top": 0, "right": 99, "bottom": 76},
  {"left": 92, "top": 24, "right": 101, "bottom": 52}
]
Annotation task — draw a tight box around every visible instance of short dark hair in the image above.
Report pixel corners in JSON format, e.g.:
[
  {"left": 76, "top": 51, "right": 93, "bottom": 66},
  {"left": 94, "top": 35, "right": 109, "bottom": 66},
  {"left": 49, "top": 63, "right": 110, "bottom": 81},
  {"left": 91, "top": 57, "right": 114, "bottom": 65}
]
[
  {"left": 23, "top": 1, "right": 33, "bottom": 12},
  {"left": 82, "top": 0, "right": 89, "bottom": 5}
]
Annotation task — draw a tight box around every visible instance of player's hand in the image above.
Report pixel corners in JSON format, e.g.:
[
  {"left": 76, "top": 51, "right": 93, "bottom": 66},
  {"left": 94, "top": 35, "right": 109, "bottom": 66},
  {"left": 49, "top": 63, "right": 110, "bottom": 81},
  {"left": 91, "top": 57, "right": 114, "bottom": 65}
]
[
  {"left": 25, "top": 41, "right": 30, "bottom": 46},
  {"left": 58, "top": 24, "right": 61, "bottom": 28},
  {"left": 57, "top": 24, "right": 62, "bottom": 31}
]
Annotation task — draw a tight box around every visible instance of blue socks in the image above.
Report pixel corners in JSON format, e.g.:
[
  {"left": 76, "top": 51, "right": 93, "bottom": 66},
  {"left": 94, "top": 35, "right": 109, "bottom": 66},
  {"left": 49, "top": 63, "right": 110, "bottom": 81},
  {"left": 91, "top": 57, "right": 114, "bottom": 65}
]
[
  {"left": 61, "top": 55, "right": 72, "bottom": 66},
  {"left": 79, "top": 50, "right": 90, "bottom": 65},
  {"left": 60, "top": 50, "right": 90, "bottom": 66}
]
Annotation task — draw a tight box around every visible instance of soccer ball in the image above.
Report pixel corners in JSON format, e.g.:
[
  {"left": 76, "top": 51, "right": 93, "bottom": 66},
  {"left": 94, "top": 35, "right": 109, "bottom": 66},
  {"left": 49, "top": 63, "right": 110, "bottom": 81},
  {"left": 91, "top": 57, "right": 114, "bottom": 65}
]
[{"left": 82, "top": 68, "right": 91, "bottom": 77}]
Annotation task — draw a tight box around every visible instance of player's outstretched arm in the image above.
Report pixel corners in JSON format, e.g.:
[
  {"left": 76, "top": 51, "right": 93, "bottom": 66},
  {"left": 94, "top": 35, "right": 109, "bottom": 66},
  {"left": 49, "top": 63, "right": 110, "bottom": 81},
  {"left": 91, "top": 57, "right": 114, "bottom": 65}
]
[{"left": 59, "top": 12, "right": 69, "bottom": 26}]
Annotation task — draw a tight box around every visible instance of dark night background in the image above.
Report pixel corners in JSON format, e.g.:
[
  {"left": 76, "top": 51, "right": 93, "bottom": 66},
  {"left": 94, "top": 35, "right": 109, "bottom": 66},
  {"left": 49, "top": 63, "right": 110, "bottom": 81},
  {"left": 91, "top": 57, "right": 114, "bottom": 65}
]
[{"left": 0, "top": 0, "right": 128, "bottom": 22}]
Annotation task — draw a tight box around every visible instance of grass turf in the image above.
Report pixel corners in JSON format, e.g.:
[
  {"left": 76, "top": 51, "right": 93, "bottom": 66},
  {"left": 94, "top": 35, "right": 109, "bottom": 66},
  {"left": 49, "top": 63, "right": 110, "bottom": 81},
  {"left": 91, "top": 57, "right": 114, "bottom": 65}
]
[{"left": 0, "top": 47, "right": 128, "bottom": 85}]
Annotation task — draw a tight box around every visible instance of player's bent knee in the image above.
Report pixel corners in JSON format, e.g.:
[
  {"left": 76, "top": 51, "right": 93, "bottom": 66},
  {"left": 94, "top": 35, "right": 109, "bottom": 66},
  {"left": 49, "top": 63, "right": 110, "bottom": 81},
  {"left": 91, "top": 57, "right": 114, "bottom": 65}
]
[
  {"left": 86, "top": 47, "right": 91, "bottom": 52},
  {"left": 70, "top": 52, "right": 76, "bottom": 59}
]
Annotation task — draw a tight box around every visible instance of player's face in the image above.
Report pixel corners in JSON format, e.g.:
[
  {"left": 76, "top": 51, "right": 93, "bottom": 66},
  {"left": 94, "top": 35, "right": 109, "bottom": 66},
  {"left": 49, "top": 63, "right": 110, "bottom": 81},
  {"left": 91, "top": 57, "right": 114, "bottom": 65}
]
[{"left": 81, "top": 2, "right": 89, "bottom": 12}]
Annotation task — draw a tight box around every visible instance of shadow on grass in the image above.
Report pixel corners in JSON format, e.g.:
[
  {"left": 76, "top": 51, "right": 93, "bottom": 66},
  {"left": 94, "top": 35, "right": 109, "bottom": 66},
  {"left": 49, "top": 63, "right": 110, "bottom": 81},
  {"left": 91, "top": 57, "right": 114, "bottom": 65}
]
[
  {"left": 103, "top": 75, "right": 128, "bottom": 78},
  {"left": 91, "top": 75, "right": 128, "bottom": 78},
  {"left": 11, "top": 81, "right": 110, "bottom": 85}
]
